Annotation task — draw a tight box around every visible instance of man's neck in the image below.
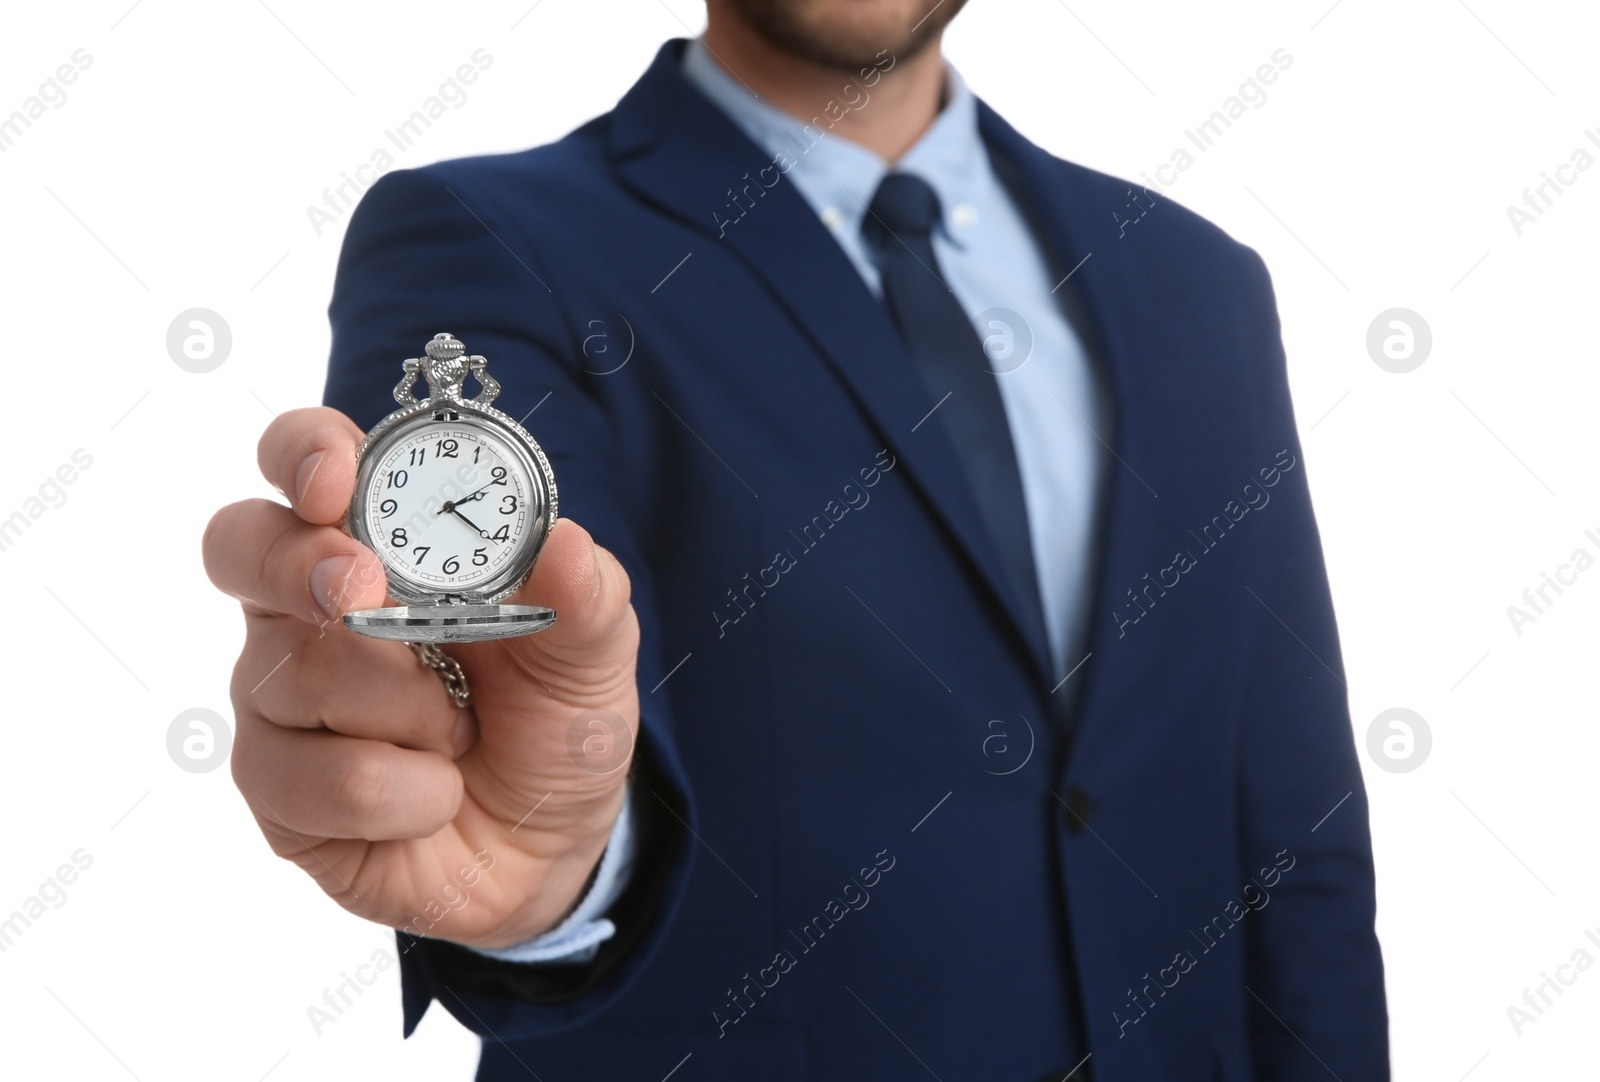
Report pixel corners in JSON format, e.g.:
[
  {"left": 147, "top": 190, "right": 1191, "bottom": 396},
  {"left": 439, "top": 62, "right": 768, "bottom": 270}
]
[{"left": 699, "top": 13, "right": 947, "bottom": 162}]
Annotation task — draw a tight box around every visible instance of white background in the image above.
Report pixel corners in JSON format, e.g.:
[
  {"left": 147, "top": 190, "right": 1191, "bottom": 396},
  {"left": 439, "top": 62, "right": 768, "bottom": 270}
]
[{"left": 1, "top": 0, "right": 1596, "bottom": 1078}]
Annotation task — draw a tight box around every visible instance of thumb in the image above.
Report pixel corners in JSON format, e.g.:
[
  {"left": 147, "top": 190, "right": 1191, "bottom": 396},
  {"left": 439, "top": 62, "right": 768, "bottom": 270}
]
[
  {"left": 454, "top": 516, "right": 640, "bottom": 742},
  {"left": 505, "top": 517, "right": 637, "bottom": 666}
]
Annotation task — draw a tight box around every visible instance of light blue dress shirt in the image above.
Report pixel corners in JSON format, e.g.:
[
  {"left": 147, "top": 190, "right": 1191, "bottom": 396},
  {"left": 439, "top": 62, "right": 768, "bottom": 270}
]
[
  {"left": 683, "top": 39, "right": 1107, "bottom": 682},
  {"left": 468, "top": 38, "right": 1107, "bottom": 966}
]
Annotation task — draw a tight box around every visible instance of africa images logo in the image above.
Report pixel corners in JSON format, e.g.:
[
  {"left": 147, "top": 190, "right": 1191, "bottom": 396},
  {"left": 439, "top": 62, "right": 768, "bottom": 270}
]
[{"left": 1113, "top": 450, "right": 1296, "bottom": 637}]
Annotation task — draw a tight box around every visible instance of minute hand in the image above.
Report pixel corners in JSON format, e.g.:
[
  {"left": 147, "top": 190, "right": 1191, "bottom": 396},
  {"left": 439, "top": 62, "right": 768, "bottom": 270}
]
[{"left": 450, "top": 507, "right": 494, "bottom": 539}]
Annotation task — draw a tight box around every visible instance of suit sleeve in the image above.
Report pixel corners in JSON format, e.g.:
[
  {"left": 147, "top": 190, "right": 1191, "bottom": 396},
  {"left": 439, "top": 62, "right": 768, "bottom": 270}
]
[
  {"left": 322, "top": 165, "right": 695, "bottom": 1041},
  {"left": 1231, "top": 247, "right": 1390, "bottom": 1079}
]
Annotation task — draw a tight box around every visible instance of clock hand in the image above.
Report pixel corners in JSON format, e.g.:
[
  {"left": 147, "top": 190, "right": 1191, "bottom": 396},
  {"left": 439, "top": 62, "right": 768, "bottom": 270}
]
[
  {"left": 435, "top": 488, "right": 490, "bottom": 518},
  {"left": 450, "top": 507, "right": 496, "bottom": 540}
]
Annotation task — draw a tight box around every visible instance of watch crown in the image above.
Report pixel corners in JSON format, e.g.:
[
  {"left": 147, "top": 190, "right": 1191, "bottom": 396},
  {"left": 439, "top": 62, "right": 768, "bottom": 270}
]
[
  {"left": 393, "top": 331, "right": 497, "bottom": 410},
  {"left": 425, "top": 332, "right": 466, "bottom": 362}
]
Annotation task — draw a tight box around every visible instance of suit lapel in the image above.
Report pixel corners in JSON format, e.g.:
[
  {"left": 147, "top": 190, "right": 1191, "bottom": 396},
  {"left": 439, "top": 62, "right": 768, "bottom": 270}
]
[
  {"left": 609, "top": 42, "right": 1075, "bottom": 688},
  {"left": 975, "top": 103, "right": 1155, "bottom": 737}
]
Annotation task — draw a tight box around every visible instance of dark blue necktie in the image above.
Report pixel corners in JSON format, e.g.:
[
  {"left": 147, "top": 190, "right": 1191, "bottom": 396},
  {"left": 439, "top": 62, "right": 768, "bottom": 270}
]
[{"left": 863, "top": 171, "right": 1047, "bottom": 653}]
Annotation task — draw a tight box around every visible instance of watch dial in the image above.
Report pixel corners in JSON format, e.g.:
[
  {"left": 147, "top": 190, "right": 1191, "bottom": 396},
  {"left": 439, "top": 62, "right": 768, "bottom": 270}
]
[{"left": 362, "top": 425, "right": 537, "bottom": 595}]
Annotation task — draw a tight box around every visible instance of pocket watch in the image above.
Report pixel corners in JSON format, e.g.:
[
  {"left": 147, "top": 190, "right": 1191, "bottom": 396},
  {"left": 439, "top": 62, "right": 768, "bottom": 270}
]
[{"left": 342, "top": 332, "right": 558, "bottom": 643}]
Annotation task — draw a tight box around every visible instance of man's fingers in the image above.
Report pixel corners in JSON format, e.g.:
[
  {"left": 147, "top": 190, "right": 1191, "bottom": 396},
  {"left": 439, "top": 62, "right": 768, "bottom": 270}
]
[
  {"left": 257, "top": 407, "right": 366, "bottom": 525},
  {"left": 233, "top": 710, "right": 464, "bottom": 841},
  {"left": 237, "top": 617, "right": 476, "bottom": 759},
  {"left": 204, "top": 498, "right": 386, "bottom": 622},
  {"left": 504, "top": 518, "right": 636, "bottom": 658}
]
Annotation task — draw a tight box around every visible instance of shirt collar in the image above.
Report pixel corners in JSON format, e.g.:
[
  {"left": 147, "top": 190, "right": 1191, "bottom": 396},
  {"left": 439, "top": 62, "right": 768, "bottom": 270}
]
[{"left": 680, "top": 37, "right": 986, "bottom": 247}]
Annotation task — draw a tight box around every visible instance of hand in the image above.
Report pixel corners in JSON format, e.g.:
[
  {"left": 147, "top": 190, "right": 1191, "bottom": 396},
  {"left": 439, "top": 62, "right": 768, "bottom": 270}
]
[
  {"left": 440, "top": 501, "right": 493, "bottom": 540},
  {"left": 203, "top": 407, "right": 640, "bottom": 949}
]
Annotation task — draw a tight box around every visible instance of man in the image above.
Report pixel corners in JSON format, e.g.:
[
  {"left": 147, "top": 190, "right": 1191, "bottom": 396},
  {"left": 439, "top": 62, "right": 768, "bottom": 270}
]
[{"left": 203, "top": 1, "right": 1388, "bottom": 1078}]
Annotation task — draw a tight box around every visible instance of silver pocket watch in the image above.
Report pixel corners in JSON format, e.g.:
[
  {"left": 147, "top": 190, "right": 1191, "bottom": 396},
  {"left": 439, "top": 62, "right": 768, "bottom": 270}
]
[{"left": 342, "top": 332, "right": 558, "bottom": 643}]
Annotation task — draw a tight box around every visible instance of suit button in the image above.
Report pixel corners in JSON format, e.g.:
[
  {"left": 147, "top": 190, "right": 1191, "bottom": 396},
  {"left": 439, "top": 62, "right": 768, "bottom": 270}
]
[{"left": 1062, "top": 785, "right": 1094, "bottom": 836}]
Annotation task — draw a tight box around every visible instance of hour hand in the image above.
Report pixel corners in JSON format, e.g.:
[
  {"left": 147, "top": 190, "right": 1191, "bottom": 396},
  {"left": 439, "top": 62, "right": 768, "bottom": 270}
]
[{"left": 436, "top": 494, "right": 484, "bottom": 515}]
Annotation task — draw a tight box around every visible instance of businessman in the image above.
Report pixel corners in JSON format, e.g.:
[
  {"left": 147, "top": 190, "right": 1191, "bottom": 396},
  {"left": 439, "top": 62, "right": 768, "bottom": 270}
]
[{"left": 203, "top": 1, "right": 1388, "bottom": 1078}]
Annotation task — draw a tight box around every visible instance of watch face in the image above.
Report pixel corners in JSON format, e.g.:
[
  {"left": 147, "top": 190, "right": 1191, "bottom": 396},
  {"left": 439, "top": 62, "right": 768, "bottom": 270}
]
[{"left": 356, "top": 416, "right": 549, "bottom": 602}]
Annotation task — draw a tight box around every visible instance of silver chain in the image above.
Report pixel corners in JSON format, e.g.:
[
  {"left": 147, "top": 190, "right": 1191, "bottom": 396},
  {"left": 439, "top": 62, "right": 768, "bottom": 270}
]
[{"left": 409, "top": 642, "right": 472, "bottom": 708}]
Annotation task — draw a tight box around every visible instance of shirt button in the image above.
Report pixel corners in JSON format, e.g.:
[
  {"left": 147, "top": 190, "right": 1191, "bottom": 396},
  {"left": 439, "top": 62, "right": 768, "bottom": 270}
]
[
  {"left": 950, "top": 202, "right": 978, "bottom": 228},
  {"left": 820, "top": 206, "right": 845, "bottom": 233}
]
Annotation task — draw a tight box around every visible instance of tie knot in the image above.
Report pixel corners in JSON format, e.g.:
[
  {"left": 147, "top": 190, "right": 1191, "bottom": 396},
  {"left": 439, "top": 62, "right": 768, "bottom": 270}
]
[{"left": 863, "top": 172, "right": 941, "bottom": 247}]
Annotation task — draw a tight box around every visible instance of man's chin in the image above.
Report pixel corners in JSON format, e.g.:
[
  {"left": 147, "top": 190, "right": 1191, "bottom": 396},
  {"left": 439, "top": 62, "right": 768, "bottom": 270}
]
[{"left": 725, "top": 0, "right": 965, "bottom": 72}]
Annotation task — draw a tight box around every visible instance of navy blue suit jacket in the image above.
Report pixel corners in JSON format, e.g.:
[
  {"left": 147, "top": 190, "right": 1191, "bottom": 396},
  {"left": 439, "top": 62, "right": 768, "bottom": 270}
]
[{"left": 324, "top": 38, "right": 1387, "bottom": 1082}]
